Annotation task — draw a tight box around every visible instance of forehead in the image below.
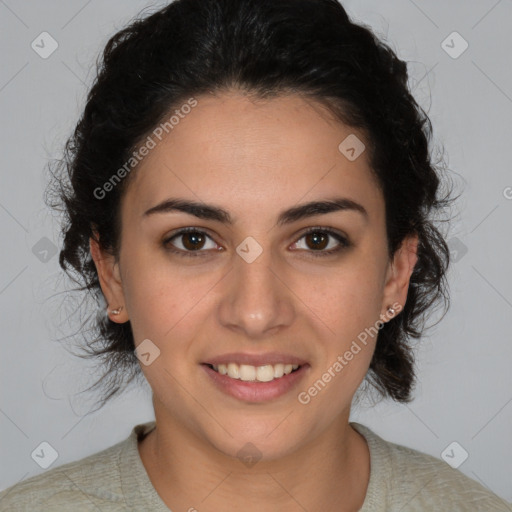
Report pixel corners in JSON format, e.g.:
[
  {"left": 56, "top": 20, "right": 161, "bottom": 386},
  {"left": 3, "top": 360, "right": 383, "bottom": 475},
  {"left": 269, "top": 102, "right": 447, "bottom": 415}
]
[{"left": 123, "top": 92, "right": 383, "bottom": 220}]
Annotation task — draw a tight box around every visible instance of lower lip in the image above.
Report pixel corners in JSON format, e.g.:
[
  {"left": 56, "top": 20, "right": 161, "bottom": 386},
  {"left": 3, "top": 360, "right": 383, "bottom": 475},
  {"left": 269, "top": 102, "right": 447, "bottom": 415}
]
[{"left": 202, "top": 364, "right": 309, "bottom": 403}]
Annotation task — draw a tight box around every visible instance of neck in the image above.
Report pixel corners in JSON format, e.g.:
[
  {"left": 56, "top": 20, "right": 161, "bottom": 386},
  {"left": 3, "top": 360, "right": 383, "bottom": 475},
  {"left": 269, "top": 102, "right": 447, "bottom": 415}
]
[{"left": 138, "top": 408, "right": 370, "bottom": 512}]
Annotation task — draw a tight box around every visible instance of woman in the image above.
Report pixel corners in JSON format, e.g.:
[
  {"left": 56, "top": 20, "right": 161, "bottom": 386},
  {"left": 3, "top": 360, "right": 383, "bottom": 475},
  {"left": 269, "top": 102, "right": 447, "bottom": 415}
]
[{"left": 1, "top": 0, "right": 510, "bottom": 510}]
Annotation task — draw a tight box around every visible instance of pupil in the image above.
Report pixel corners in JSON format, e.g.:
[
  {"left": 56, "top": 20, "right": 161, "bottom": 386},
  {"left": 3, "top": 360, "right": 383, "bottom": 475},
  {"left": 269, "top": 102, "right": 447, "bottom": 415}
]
[
  {"left": 307, "top": 232, "right": 327, "bottom": 250},
  {"left": 183, "top": 232, "right": 205, "bottom": 250}
]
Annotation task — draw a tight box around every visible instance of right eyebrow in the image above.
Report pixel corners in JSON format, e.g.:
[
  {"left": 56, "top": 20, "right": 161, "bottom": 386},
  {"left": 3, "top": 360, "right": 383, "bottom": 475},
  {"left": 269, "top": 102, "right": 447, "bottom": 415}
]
[{"left": 143, "top": 196, "right": 369, "bottom": 225}]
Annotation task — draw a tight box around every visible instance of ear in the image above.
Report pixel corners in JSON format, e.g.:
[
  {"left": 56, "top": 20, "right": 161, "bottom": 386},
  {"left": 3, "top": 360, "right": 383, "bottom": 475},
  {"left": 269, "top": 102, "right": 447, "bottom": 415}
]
[
  {"left": 380, "top": 233, "right": 419, "bottom": 321},
  {"left": 89, "top": 234, "right": 129, "bottom": 323}
]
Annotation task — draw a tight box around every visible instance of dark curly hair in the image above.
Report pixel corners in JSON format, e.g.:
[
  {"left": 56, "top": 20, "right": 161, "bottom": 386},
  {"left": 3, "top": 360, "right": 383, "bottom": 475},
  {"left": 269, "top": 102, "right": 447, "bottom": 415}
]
[{"left": 48, "top": 0, "right": 456, "bottom": 411}]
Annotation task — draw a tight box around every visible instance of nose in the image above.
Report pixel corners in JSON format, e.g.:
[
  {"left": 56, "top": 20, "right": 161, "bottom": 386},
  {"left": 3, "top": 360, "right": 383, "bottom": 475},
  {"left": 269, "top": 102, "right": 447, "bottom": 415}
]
[{"left": 216, "top": 246, "right": 296, "bottom": 339}]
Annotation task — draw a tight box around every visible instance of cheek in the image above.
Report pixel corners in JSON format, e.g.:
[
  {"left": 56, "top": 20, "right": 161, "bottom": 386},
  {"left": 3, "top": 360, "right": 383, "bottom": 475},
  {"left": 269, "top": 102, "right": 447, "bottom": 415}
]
[
  {"left": 291, "top": 256, "right": 385, "bottom": 403},
  {"left": 121, "top": 252, "right": 218, "bottom": 351},
  {"left": 124, "top": 270, "right": 207, "bottom": 395},
  {"left": 292, "top": 259, "right": 385, "bottom": 339},
  {"left": 296, "top": 277, "right": 379, "bottom": 415},
  {"left": 125, "top": 275, "right": 196, "bottom": 341}
]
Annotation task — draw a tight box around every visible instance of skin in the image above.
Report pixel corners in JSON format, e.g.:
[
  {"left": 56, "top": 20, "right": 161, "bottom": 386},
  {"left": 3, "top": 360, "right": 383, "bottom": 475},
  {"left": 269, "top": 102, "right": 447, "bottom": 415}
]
[{"left": 90, "top": 91, "right": 418, "bottom": 511}]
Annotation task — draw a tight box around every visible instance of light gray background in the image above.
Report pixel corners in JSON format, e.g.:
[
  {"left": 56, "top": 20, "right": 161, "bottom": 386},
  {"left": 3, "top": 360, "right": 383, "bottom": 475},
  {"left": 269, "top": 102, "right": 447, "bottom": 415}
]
[{"left": 1, "top": 0, "right": 511, "bottom": 503}]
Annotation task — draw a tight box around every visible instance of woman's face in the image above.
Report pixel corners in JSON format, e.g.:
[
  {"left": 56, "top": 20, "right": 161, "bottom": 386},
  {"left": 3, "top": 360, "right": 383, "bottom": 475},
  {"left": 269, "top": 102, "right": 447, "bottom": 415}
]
[{"left": 94, "top": 91, "right": 417, "bottom": 461}]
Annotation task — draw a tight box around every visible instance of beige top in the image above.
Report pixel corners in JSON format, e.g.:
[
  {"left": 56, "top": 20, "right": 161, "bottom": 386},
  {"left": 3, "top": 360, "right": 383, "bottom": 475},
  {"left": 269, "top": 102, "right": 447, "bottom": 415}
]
[{"left": 0, "top": 421, "right": 510, "bottom": 511}]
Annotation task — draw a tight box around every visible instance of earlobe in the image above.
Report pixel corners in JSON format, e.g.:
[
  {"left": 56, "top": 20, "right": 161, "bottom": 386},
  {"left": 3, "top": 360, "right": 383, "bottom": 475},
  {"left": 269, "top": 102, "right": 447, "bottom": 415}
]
[
  {"left": 89, "top": 236, "right": 128, "bottom": 323},
  {"left": 381, "top": 233, "right": 419, "bottom": 320}
]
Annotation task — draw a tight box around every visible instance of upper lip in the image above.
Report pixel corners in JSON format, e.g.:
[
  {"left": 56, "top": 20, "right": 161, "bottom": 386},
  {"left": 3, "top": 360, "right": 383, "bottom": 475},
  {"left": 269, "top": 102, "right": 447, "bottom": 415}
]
[{"left": 203, "top": 352, "right": 308, "bottom": 367}]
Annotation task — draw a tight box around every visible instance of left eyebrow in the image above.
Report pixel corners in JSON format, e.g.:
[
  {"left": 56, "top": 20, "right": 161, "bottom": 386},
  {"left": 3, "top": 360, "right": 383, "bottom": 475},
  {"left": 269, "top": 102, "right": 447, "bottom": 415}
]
[
  {"left": 275, "top": 197, "right": 368, "bottom": 226},
  {"left": 143, "top": 196, "right": 369, "bottom": 225}
]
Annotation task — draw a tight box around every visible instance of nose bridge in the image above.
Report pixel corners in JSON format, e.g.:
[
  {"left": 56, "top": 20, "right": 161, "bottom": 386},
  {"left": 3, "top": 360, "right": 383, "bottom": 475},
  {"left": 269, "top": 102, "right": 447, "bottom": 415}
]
[{"left": 217, "top": 243, "right": 295, "bottom": 337}]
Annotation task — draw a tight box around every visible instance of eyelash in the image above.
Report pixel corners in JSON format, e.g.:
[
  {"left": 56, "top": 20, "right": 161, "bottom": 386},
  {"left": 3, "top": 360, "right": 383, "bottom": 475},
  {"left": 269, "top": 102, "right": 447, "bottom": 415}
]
[{"left": 162, "top": 226, "right": 351, "bottom": 258}]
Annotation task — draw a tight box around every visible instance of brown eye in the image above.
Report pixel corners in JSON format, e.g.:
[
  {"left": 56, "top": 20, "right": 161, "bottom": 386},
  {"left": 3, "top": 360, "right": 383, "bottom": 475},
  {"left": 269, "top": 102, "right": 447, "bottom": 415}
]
[
  {"left": 181, "top": 231, "right": 207, "bottom": 251},
  {"left": 304, "top": 231, "right": 329, "bottom": 250},
  {"left": 163, "top": 228, "right": 219, "bottom": 256},
  {"left": 292, "top": 228, "right": 351, "bottom": 257}
]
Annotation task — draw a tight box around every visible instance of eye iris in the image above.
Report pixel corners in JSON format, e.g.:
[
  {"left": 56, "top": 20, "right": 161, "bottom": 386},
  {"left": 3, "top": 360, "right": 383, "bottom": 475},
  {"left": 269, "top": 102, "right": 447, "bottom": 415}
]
[
  {"left": 306, "top": 232, "right": 328, "bottom": 250},
  {"left": 182, "top": 232, "right": 205, "bottom": 250}
]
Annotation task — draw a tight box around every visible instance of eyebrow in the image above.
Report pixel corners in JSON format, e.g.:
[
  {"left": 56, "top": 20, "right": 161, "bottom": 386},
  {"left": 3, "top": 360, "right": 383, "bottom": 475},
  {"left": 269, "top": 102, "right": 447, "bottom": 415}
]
[{"left": 143, "top": 196, "right": 368, "bottom": 225}]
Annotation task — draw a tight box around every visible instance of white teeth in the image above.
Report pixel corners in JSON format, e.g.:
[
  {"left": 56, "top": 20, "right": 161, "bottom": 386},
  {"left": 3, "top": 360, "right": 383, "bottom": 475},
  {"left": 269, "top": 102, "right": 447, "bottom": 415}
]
[
  {"left": 256, "top": 365, "right": 274, "bottom": 382},
  {"left": 273, "top": 363, "right": 284, "bottom": 378},
  {"left": 227, "top": 363, "right": 240, "bottom": 379},
  {"left": 212, "top": 362, "right": 301, "bottom": 382},
  {"left": 239, "top": 364, "right": 256, "bottom": 381}
]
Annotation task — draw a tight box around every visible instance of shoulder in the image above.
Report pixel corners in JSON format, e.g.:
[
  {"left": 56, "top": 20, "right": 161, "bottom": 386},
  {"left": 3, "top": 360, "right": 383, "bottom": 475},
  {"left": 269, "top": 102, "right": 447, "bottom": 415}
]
[
  {"left": 351, "top": 422, "right": 512, "bottom": 511},
  {"left": 0, "top": 423, "right": 152, "bottom": 512}
]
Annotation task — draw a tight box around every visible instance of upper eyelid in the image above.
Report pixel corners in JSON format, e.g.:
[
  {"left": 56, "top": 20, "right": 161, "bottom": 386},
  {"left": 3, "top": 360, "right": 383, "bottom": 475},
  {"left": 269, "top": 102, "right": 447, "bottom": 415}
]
[
  {"left": 164, "top": 227, "right": 218, "bottom": 244},
  {"left": 164, "top": 226, "right": 348, "bottom": 250}
]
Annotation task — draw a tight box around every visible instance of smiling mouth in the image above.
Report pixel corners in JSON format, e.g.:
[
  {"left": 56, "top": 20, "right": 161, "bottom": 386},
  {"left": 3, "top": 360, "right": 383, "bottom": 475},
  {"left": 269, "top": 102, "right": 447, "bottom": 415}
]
[{"left": 204, "top": 362, "right": 302, "bottom": 382}]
